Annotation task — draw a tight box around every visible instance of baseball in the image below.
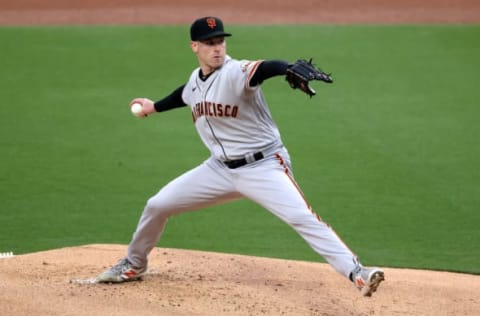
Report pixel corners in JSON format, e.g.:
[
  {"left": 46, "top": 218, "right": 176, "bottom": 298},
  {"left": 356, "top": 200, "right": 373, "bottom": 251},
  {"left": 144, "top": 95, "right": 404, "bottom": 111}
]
[{"left": 131, "top": 103, "right": 143, "bottom": 116}]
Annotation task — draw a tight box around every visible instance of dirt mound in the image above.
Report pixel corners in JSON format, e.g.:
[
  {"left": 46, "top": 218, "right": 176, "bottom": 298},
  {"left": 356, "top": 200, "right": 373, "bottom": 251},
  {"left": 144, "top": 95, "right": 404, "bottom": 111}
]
[{"left": 0, "top": 244, "right": 478, "bottom": 315}]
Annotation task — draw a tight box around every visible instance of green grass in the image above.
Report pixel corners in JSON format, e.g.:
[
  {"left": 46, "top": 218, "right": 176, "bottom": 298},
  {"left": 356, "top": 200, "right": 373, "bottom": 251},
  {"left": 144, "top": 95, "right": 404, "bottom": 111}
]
[{"left": 1, "top": 25, "right": 479, "bottom": 274}]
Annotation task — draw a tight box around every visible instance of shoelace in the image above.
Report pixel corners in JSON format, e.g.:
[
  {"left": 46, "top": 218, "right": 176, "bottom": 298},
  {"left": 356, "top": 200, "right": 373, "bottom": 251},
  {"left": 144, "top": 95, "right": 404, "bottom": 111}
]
[{"left": 111, "top": 258, "right": 131, "bottom": 273}]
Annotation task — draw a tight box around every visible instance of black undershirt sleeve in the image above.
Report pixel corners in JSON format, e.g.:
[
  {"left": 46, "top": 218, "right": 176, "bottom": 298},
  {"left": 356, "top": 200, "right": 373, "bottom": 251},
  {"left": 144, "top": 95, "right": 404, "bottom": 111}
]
[
  {"left": 249, "top": 60, "right": 289, "bottom": 87},
  {"left": 153, "top": 61, "right": 287, "bottom": 111},
  {"left": 153, "top": 84, "right": 187, "bottom": 112}
]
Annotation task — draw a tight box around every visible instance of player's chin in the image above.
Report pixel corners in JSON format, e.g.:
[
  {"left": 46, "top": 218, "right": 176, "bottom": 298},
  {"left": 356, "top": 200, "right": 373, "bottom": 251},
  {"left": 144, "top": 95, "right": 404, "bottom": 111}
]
[{"left": 211, "top": 57, "right": 225, "bottom": 67}]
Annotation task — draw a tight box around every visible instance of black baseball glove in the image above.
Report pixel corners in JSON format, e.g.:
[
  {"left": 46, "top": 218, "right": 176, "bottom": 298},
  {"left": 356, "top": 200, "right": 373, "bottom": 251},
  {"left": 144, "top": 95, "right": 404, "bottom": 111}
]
[{"left": 286, "top": 59, "right": 333, "bottom": 97}]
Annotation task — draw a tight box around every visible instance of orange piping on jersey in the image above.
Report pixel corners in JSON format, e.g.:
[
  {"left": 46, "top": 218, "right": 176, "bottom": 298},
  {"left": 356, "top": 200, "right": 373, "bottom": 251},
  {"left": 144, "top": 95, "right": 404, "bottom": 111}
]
[{"left": 246, "top": 60, "right": 264, "bottom": 89}]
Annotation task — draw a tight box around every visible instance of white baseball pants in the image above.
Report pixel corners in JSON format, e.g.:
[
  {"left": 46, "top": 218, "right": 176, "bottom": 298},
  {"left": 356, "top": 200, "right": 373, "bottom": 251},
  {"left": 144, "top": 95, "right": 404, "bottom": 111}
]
[{"left": 127, "top": 147, "right": 358, "bottom": 278}]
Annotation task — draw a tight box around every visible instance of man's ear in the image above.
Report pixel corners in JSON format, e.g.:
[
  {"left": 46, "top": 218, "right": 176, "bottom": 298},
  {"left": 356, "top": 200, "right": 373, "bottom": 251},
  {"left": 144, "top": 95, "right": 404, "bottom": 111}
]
[{"left": 190, "top": 41, "right": 198, "bottom": 53}]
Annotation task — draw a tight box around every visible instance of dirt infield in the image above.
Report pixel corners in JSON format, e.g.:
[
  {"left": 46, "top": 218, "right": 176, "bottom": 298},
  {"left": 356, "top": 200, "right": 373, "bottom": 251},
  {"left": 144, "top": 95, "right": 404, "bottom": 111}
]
[
  {"left": 1, "top": 0, "right": 479, "bottom": 24},
  {"left": 1, "top": 1, "right": 479, "bottom": 315},
  {"left": 1, "top": 244, "right": 479, "bottom": 316}
]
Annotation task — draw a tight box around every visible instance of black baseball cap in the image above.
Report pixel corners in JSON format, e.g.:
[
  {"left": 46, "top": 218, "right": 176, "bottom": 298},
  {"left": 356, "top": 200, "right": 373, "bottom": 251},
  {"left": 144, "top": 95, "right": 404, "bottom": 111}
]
[{"left": 190, "top": 16, "right": 232, "bottom": 41}]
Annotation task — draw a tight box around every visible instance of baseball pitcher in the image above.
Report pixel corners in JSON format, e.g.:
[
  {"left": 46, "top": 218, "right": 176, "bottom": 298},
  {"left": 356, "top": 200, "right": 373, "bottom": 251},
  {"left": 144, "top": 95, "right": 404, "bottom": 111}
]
[{"left": 97, "top": 16, "right": 384, "bottom": 297}]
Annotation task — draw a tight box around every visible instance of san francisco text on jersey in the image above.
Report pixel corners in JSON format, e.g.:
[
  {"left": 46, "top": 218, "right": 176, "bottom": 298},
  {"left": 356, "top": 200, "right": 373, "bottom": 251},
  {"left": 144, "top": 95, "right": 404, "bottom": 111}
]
[{"left": 192, "top": 101, "right": 239, "bottom": 121}]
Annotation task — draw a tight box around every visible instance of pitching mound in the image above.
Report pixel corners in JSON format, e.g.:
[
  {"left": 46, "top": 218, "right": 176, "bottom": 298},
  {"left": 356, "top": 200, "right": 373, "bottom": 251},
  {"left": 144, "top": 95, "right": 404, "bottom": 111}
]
[{"left": 0, "top": 244, "right": 479, "bottom": 315}]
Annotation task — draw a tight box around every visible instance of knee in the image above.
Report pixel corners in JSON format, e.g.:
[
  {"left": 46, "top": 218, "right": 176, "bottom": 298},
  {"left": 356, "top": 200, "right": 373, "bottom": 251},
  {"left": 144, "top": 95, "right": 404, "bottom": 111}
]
[{"left": 144, "top": 195, "right": 174, "bottom": 219}]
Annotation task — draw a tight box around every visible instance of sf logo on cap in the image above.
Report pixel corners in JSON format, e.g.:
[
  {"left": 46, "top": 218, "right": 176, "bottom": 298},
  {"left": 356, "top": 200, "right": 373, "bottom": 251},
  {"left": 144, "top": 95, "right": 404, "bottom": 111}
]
[{"left": 206, "top": 17, "right": 216, "bottom": 29}]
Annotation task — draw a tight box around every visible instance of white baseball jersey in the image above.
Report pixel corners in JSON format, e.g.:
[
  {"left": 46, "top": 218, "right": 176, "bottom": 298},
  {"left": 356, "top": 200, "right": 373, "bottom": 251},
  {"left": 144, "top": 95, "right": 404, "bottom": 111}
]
[{"left": 182, "top": 55, "right": 283, "bottom": 161}]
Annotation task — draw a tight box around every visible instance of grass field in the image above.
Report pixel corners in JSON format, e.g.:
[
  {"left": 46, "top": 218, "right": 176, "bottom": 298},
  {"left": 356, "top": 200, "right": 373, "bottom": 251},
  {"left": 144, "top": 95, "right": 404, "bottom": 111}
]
[{"left": 1, "top": 25, "right": 479, "bottom": 274}]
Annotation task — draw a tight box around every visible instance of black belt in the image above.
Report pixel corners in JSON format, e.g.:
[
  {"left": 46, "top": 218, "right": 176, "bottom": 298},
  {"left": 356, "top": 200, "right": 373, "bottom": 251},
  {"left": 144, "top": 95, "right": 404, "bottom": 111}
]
[{"left": 223, "top": 152, "right": 264, "bottom": 169}]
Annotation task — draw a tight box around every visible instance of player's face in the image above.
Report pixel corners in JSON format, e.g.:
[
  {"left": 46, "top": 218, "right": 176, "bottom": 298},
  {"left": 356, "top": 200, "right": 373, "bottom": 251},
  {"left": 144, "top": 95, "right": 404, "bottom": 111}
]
[{"left": 191, "top": 36, "right": 227, "bottom": 74}]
